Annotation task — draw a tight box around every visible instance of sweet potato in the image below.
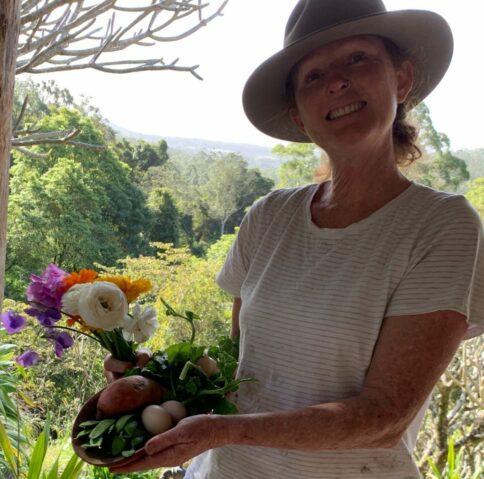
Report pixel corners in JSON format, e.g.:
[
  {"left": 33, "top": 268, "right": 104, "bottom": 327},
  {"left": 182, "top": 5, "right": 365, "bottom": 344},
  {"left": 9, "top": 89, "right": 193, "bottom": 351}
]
[{"left": 96, "top": 375, "right": 166, "bottom": 419}]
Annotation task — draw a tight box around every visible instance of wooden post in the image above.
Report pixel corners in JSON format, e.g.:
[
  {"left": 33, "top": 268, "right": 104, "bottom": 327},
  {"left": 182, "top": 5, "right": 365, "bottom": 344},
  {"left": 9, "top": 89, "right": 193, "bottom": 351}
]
[{"left": 0, "top": 2, "right": 21, "bottom": 309}]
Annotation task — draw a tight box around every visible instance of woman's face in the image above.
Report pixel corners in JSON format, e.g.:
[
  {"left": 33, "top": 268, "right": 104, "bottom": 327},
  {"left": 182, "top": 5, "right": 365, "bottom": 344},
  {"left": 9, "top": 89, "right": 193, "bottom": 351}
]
[{"left": 291, "top": 35, "right": 413, "bottom": 154}]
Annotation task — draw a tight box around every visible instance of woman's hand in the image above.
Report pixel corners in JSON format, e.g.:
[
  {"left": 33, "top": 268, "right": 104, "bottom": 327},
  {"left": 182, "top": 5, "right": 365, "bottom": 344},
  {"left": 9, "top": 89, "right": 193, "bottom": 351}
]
[
  {"left": 103, "top": 348, "right": 152, "bottom": 384},
  {"left": 108, "top": 414, "right": 226, "bottom": 474}
]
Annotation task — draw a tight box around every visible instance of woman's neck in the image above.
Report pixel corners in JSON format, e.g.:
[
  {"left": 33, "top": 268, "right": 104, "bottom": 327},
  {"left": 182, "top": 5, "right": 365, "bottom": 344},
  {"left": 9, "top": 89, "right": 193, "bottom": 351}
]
[{"left": 318, "top": 142, "right": 410, "bottom": 214}]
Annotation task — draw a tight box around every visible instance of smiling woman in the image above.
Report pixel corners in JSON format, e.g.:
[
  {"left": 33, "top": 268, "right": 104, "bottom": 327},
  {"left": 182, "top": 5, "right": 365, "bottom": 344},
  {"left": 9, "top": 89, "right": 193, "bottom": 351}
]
[{"left": 286, "top": 35, "right": 423, "bottom": 169}]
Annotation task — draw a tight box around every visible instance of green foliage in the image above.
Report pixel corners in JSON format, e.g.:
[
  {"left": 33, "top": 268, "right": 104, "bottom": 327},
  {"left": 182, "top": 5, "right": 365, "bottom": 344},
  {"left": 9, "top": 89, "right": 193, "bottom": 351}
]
[
  {"left": 6, "top": 107, "right": 154, "bottom": 299},
  {"left": 114, "top": 139, "right": 169, "bottom": 184},
  {"left": 406, "top": 104, "right": 470, "bottom": 191},
  {"left": 464, "top": 177, "right": 484, "bottom": 218},
  {"left": 0, "top": 340, "right": 29, "bottom": 476},
  {"left": 87, "top": 465, "right": 160, "bottom": 479},
  {"left": 127, "top": 332, "right": 252, "bottom": 417},
  {"left": 0, "top": 301, "right": 107, "bottom": 439},
  {"left": 141, "top": 151, "right": 273, "bottom": 248},
  {"left": 454, "top": 149, "right": 484, "bottom": 180},
  {"left": 273, "top": 143, "right": 322, "bottom": 188},
  {"left": 76, "top": 415, "right": 148, "bottom": 458},
  {"left": 147, "top": 188, "right": 181, "bottom": 246},
  {"left": 0, "top": 412, "right": 85, "bottom": 479},
  {"left": 426, "top": 435, "right": 483, "bottom": 479}
]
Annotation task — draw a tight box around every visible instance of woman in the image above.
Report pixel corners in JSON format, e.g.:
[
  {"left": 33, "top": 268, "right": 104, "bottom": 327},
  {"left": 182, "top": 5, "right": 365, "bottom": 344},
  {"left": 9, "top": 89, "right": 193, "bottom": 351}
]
[{"left": 106, "top": 1, "right": 484, "bottom": 477}]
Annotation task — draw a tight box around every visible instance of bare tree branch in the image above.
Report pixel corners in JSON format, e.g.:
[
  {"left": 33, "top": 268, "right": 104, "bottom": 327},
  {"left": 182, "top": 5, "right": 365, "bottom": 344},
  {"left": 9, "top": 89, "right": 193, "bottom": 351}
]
[
  {"left": 13, "top": 95, "right": 29, "bottom": 132},
  {"left": 12, "top": 127, "right": 106, "bottom": 149},
  {"left": 13, "top": 0, "right": 228, "bottom": 158},
  {"left": 13, "top": 146, "right": 49, "bottom": 159},
  {"left": 18, "top": 0, "right": 229, "bottom": 75}
]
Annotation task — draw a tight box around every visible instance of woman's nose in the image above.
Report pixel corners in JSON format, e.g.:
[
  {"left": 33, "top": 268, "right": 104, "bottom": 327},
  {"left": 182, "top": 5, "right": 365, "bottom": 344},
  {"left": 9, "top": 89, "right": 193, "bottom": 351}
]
[{"left": 328, "top": 74, "right": 350, "bottom": 94}]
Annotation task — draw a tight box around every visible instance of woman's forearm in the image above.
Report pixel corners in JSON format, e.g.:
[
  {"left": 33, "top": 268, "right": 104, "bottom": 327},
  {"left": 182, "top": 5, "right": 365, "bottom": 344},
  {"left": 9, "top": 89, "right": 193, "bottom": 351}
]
[{"left": 214, "top": 393, "right": 402, "bottom": 451}]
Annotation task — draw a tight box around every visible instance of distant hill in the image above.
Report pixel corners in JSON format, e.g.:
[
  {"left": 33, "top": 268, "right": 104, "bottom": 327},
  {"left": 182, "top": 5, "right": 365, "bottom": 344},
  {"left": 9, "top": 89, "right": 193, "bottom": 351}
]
[
  {"left": 110, "top": 122, "right": 284, "bottom": 171},
  {"left": 110, "top": 122, "right": 483, "bottom": 180}
]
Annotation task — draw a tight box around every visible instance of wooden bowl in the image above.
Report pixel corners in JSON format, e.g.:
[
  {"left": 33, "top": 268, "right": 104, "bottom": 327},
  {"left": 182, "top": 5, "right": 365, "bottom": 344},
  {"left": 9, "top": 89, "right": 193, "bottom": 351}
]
[{"left": 71, "top": 388, "right": 147, "bottom": 467}]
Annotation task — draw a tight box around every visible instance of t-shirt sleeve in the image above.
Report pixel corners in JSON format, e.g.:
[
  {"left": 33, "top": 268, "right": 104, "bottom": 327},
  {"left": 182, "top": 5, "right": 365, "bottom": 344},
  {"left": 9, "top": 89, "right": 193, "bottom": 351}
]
[
  {"left": 384, "top": 195, "right": 484, "bottom": 340},
  {"left": 215, "top": 197, "right": 265, "bottom": 297}
]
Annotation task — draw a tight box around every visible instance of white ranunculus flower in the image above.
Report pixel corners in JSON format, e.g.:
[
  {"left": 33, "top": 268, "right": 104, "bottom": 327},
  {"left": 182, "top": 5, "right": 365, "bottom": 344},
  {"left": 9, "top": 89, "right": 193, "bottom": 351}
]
[
  {"left": 121, "top": 303, "right": 158, "bottom": 343},
  {"left": 61, "top": 283, "right": 90, "bottom": 316},
  {"left": 77, "top": 281, "right": 128, "bottom": 331}
]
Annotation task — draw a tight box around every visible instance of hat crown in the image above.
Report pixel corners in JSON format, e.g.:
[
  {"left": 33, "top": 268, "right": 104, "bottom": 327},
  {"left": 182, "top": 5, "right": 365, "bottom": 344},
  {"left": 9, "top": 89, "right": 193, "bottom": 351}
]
[{"left": 284, "top": 0, "right": 387, "bottom": 47}]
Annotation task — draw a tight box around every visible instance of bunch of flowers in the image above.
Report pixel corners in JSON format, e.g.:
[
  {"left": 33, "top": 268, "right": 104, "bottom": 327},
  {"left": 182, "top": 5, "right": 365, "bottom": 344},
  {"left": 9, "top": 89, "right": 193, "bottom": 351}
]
[{"left": 1, "top": 264, "right": 158, "bottom": 366}]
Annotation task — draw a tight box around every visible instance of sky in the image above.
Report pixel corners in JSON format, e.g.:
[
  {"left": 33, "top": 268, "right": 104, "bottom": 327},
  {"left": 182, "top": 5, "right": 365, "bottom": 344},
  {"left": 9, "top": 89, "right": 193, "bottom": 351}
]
[{"left": 25, "top": 0, "right": 484, "bottom": 151}]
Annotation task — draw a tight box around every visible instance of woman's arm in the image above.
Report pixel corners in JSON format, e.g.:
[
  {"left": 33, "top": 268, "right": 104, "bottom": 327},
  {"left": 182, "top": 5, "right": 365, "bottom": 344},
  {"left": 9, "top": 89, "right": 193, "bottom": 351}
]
[
  {"left": 213, "top": 309, "right": 468, "bottom": 451},
  {"left": 231, "top": 297, "right": 241, "bottom": 341}
]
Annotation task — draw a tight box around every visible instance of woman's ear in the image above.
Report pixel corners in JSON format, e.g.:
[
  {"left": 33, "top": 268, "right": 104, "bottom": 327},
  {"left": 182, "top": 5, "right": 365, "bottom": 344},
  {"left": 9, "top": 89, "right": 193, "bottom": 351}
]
[
  {"left": 290, "top": 106, "right": 307, "bottom": 135},
  {"left": 396, "top": 60, "right": 414, "bottom": 104}
]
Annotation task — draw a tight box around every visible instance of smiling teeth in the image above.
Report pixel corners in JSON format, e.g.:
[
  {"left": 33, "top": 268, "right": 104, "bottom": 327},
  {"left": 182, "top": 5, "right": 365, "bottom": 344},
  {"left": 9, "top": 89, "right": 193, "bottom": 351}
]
[{"left": 329, "top": 102, "right": 366, "bottom": 120}]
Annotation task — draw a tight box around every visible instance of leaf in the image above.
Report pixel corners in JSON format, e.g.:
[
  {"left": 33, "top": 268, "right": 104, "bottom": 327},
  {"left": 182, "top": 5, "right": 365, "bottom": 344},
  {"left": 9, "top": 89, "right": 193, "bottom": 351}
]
[
  {"left": 16, "top": 390, "right": 36, "bottom": 408},
  {"left": 115, "top": 414, "right": 135, "bottom": 433},
  {"left": 85, "top": 436, "right": 103, "bottom": 448},
  {"left": 124, "top": 420, "right": 138, "bottom": 437},
  {"left": 27, "top": 414, "right": 50, "bottom": 479},
  {"left": 74, "top": 429, "right": 91, "bottom": 439},
  {"left": 212, "top": 397, "right": 239, "bottom": 415},
  {"left": 427, "top": 457, "right": 442, "bottom": 479},
  {"left": 89, "top": 419, "right": 115, "bottom": 439},
  {"left": 121, "top": 449, "right": 135, "bottom": 457},
  {"left": 111, "top": 436, "right": 126, "bottom": 456},
  {"left": 447, "top": 436, "right": 455, "bottom": 473},
  {"left": 0, "top": 417, "right": 18, "bottom": 475},
  {"left": 59, "top": 453, "right": 85, "bottom": 479},
  {"left": 45, "top": 457, "right": 59, "bottom": 479},
  {"left": 165, "top": 342, "right": 193, "bottom": 364},
  {"left": 184, "top": 377, "right": 200, "bottom": 396},
  {"left": 79, "top": 420, "right": 100, "bottom": 428},
  {"left": 131, "top": 436, "right": 145, "bottom": 448}
]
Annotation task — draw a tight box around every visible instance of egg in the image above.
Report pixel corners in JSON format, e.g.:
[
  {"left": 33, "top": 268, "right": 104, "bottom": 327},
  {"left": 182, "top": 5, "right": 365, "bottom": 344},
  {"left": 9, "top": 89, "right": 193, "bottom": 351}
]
[
  {"left": 141, "top": 405, "right": 173, "bottom": 435},
  {"left": 161, "top": 400, "right": 187, "bottom": 423},
  {"left": 196, "top": 355, "right": 220, "bottom": 377}
]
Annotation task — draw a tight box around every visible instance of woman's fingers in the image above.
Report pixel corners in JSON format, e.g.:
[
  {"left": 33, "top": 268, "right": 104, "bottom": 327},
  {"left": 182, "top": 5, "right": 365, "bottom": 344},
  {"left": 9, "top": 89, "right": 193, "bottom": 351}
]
[
  {"left": 103, "top": 349, "right": 152, "bottom": 383},
  {"left": 135, "top": 348, "right": 152, "bottom": 368},
  {"left": 104, "top": 353, "right": 134, "bottom": 374},
  {"left": 104, "top": 369, "right": 122, "bottom": 384}
]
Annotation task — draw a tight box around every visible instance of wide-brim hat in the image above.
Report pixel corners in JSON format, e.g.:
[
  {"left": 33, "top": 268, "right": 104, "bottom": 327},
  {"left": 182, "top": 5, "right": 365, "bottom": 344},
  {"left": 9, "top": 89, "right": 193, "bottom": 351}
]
[{"left": 242, "top": 0, "right": 453, "bottom": 143}]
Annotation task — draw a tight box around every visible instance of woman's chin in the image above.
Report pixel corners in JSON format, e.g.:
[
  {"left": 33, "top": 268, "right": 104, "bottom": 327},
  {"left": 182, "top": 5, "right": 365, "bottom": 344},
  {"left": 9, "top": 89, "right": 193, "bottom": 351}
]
[{"left": 311, "top": 125, "right": 375, "bottom": 151}]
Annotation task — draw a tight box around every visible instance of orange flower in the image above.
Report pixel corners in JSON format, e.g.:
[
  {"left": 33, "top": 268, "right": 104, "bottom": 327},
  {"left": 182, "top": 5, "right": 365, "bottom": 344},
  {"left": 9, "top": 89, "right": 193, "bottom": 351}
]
[
  {"left": 61, "top": 269, "right": 99, "bottom": 294},
  {"left": 66, "top": 317, "right": 77, "bottom": 327},
  {"left": 96, "top": 275, "right": 152, "bottom": 303}
]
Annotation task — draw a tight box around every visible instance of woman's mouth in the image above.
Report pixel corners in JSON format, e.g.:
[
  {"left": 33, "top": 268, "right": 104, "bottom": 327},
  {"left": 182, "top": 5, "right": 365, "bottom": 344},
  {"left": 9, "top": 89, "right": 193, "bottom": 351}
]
[{"left": 326, "top": 101, "right": 367, "bottom": 121}]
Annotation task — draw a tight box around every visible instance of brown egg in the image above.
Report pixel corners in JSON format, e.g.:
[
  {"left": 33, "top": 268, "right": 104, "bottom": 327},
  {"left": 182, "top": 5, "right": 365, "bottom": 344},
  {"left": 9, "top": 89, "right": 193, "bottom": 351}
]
[
  {"left": 141, "top": 405, "right": 172, "bottom": 435},
  {"left": 161, "top": 400, "right": 187, "bottom": 423},
  {"left": 196, "top": 355, "right": 220, "bottom": 377}
]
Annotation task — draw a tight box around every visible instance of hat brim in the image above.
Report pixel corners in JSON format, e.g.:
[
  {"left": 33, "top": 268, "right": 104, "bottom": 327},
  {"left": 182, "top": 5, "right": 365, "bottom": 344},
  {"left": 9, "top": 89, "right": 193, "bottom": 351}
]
[{"left": 242, "top": 10, "right": 453, "bottom": 143}]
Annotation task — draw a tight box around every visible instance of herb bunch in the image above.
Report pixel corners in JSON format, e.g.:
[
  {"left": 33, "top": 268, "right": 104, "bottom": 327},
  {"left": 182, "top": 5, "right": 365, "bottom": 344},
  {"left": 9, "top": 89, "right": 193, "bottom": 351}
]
[{"left": 76, "top": 414, "right": 149, "bottom": 458}]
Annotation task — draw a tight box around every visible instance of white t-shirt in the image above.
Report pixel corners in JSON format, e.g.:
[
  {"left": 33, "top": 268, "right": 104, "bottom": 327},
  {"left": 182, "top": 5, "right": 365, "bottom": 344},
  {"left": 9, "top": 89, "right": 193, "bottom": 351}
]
[{"left": 185, "top": 180, "right": 484, "bottom": 479}]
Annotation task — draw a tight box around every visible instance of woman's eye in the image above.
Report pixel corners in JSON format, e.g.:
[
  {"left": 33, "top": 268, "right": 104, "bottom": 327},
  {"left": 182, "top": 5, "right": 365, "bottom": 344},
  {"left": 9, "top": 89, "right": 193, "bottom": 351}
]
[
  {"left": 305, "top": 71, "right": 322, "bottom": 84},
  {"left": 349, "top": 53, "right": 366, "bottom": 64}
]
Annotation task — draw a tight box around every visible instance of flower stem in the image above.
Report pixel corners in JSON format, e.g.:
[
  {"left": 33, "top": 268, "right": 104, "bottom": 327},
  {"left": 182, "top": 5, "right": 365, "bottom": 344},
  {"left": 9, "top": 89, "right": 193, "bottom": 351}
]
[{"left": 46, "top": 325, "right": 101, "bottom": 343}]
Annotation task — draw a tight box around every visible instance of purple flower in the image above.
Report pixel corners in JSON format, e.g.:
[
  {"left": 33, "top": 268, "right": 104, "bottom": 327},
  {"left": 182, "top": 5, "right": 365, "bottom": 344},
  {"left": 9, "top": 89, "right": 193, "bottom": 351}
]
[
  {"left": 53, "top": 332, "right": 74, "bottom": 358},
  {"left": 1, "top": 310, "right": 26, "bottom": 334},
  {"left": 24, "top": 306, "right": 62, "bottom": 327},
  {"left": 44, "top": 329, "right": 74, "bottom": 358},
  {"left": 26, "top": 264, "right": 68, "bottom": 310},
  {"left": 16, "top": 350, "right": 39, "bottom": 367}
]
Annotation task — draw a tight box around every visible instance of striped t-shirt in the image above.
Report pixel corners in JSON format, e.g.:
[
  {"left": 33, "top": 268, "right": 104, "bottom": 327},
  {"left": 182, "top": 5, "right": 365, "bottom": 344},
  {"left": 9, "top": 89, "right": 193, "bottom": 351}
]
[{"left": 185, "top": 180, "right": 484, "bottom": 479}]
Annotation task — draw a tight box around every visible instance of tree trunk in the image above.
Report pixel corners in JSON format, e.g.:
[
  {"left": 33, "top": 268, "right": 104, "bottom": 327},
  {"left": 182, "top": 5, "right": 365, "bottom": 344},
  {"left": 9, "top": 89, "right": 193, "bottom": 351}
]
[{"left": 0, "top": 2, "right": 21, "bottom": 308}]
